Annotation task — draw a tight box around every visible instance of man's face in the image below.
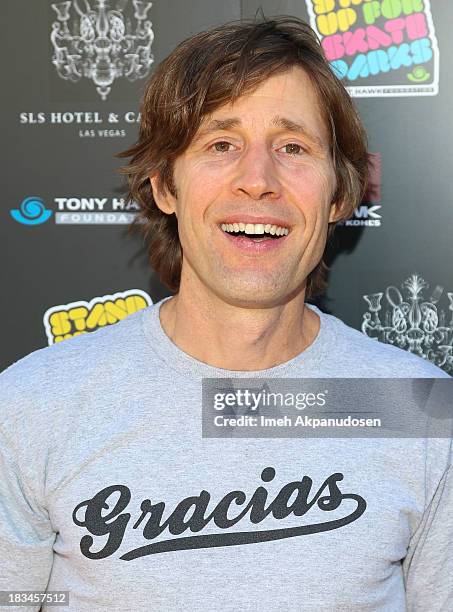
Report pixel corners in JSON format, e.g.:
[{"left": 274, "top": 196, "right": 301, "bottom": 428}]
[{"left": 151, "top": 65, "right": 339, "bottom": 308}]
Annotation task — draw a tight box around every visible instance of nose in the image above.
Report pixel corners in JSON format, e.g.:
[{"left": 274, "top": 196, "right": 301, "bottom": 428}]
[{"left": 230, "top": 143, "right": 282, "bottom": 200}]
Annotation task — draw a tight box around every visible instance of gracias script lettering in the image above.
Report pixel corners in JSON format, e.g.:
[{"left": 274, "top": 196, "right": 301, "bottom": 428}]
[{"left": 72, "top": 467, "right": 367, "bottom": 561}]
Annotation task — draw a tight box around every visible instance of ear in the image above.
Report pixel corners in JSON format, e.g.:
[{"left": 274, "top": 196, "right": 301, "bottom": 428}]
[
  {"left": 328, "top": 199, "right": 344, "bottom": 223},
  {"left": 149, "top": 173, "right": 177, "bottom": 215}
]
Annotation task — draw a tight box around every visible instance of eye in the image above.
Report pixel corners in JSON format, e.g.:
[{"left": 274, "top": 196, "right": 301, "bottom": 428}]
[
  {"left": 210, "top": 141, "right": 235, "bottom": 153},
  {"left": 279, "top": 143, "right": 306, "bottom": 156}
]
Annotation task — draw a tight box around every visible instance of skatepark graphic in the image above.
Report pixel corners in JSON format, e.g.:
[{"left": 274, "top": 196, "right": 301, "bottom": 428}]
[{"left": 305, "top": 0, "right": 439, "bottom": 97}]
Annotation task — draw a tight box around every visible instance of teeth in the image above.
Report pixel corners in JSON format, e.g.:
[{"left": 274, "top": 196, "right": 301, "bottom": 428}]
[
  {"left": 221, "top": 222, "right": 289, "bottom": 236},
  {"left": 245, "top": 223, "right": 265, "bottom": 234}
]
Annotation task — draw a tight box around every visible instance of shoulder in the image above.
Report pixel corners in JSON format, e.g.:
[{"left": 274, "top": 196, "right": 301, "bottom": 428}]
[
  {"left": 0, "top": 306, "right": 153, "bottom": 411},
  {"left": 312, "top": 305, "right": 450, "bottom": 378}
]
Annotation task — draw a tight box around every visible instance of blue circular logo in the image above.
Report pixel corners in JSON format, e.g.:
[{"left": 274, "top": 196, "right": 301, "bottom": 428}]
[{"left": 10, "top": 197, "right": 53, "bottom": 225}]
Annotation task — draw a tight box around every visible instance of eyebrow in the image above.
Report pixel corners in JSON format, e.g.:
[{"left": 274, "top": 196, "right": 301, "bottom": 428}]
[
  {"left": 195, "top": 115, "right": 325, "bottom": 149},
  {"left": 195, "top": 118, "right": 241, "bottom": 138},
  {"left": 271, "top": 116, "right": 324, "bottom": 148}
]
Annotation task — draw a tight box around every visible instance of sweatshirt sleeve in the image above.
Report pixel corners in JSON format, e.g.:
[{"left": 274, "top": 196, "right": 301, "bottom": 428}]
[
  {"left": 403, "top": 459, "right": 453, "bottom": 610},
  {"left": 0, "top": 419, "right": 56, "bottom": 605}
]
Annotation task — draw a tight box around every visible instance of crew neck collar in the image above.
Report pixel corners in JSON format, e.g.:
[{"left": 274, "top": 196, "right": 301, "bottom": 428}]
[{"left": 141, "top": 296, "right": 334, "bottom": 378}]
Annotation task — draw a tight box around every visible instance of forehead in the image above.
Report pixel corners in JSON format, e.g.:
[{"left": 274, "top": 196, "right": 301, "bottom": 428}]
[{"left": 198, "top": 66, "right": 330, "bottom": 142}]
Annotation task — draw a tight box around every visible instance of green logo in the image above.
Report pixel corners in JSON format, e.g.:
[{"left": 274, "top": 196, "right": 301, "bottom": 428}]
[{"left": 407, "top": 66, "right": 430, "bottom": 83}]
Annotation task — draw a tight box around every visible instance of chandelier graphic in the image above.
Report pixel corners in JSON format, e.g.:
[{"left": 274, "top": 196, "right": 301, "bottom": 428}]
[
  {"left": 50, "top": 0, "right": 154, "bottom": 100},
  {"left": 362, "top": 274, "right": 453, "bottom": 374}
]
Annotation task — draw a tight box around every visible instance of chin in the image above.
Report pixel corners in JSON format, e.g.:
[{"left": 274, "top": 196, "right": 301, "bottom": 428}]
[{"left": 213, "top": 279, "right": 298, "bottom": 309}]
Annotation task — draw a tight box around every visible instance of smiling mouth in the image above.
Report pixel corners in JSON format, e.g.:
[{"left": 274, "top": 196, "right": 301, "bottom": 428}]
[{"left": 220, "top": 222, "right": 289, "bottom": 242}]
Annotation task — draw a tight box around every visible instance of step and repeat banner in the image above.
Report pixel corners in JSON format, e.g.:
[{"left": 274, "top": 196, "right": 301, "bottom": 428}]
[{"left": 2, "top": 0, "right": 452, "bottom": 374}]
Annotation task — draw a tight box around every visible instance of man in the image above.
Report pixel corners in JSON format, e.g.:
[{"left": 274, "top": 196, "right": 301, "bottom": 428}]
[{"left": 1, "top": 16, "right": 451, "bottom": 612}]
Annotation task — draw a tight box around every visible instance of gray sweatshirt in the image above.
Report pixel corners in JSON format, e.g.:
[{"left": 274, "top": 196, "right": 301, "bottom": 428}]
[{"left": 0, "top": 297, "right": 452, "bottom": 611}]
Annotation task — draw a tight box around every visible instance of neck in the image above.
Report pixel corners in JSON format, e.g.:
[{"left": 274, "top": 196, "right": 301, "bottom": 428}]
[{"left": 158, "top": 279, "right": 320, "bottom": 372}]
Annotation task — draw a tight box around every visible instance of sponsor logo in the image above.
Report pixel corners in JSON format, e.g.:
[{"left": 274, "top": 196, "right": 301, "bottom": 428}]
[
  {"left": 362, "top": 274, "right": 453, "bottom": 374},
  {"left": 10, "top": 197, "right": 53, "bottom": 225},
  {"left": 50, "top": 0, "right": 154, "bottom": 100},
  {"left": 54, "top": 196, "right": 140, "bottom": 224},
  {"left": 338, "top": 152, "right": 382, "bottom": 228},
  {"left": 305, "top": 0, "right": 439, "bottom": 97},
  {"left": 10, "top": 195, "right": 140, "bottom": 226},
  {"left": 19, "top": 111, "right": 140, "bottom": 139},
  {"left": 43, "top": 289, "right": 152, "bottom": 344}
]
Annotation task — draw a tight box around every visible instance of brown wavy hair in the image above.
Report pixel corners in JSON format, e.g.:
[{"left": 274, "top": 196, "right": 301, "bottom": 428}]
[{"left": 118, "top": 15, "right": 368, "bottom": 298}]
